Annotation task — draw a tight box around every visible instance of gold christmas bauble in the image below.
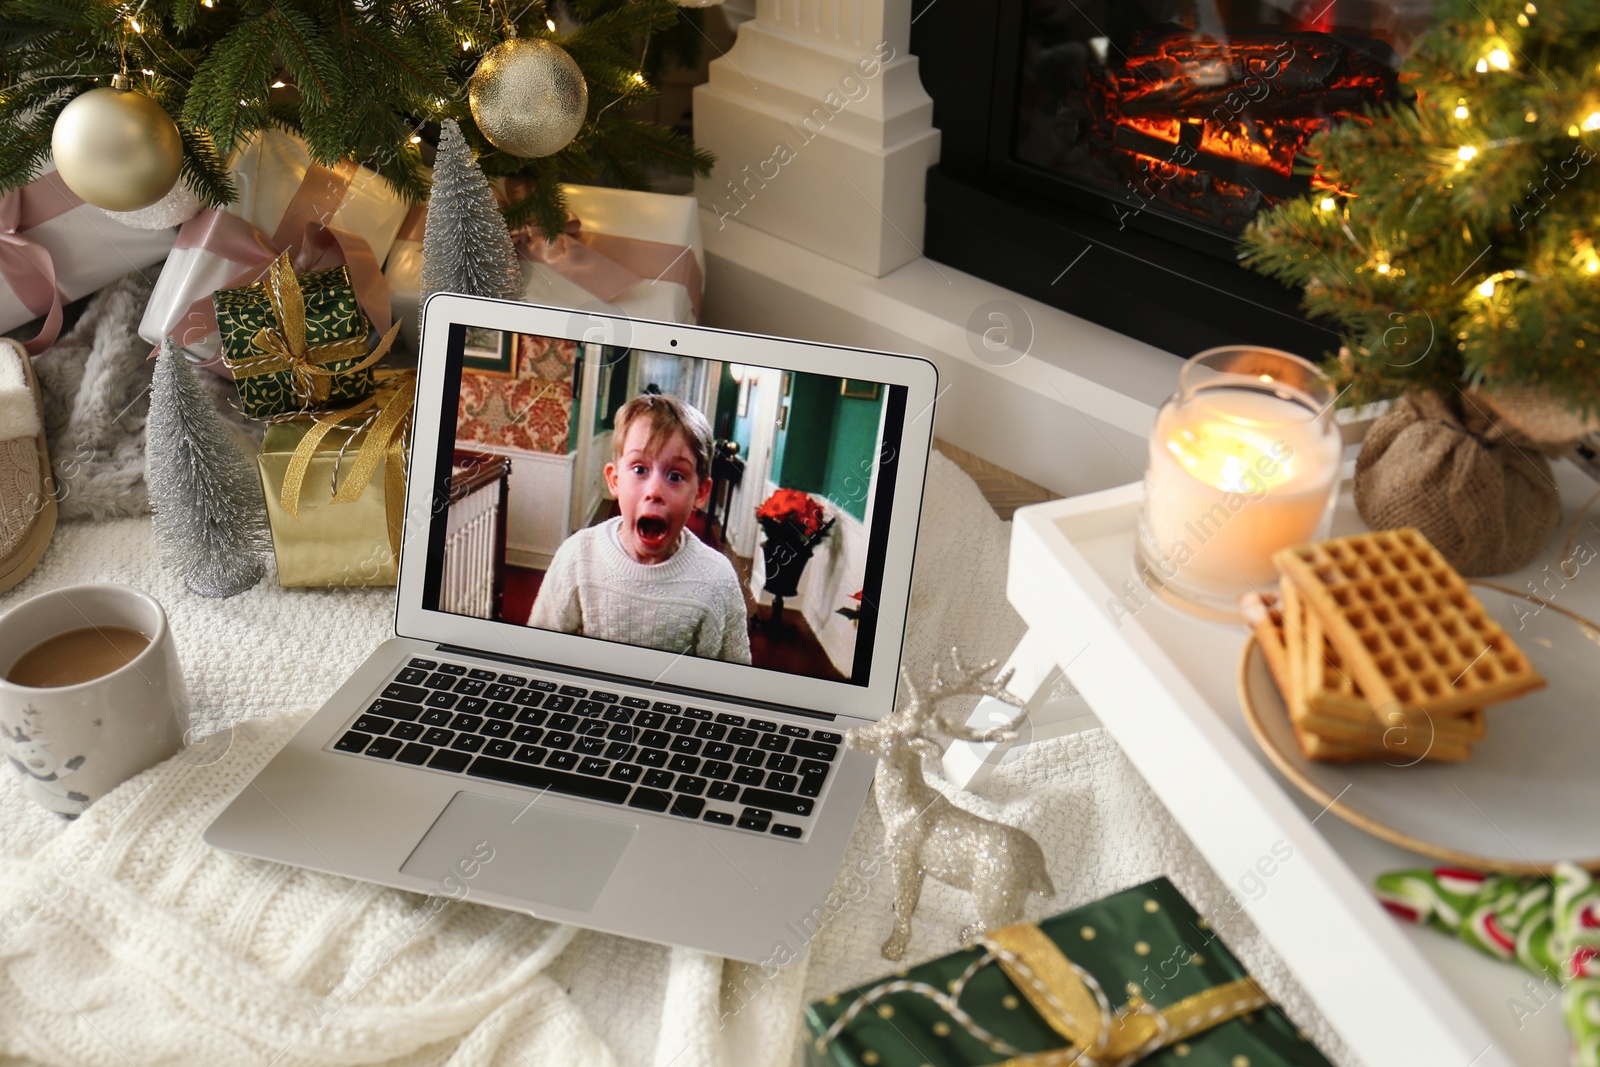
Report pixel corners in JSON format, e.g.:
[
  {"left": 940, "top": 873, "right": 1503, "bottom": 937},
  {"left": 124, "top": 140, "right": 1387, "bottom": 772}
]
[
  {"left": 51, "top": 86, "right": 183, "bottom": 212},
  {"left": 468, "top": 38, "right": 588, "bottom": 158}
]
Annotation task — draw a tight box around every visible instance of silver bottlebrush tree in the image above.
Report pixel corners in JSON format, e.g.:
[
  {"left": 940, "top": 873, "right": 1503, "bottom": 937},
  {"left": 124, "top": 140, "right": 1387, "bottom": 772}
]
[{"left": 420, "top": 120, "right": 523, "bottom": 303}]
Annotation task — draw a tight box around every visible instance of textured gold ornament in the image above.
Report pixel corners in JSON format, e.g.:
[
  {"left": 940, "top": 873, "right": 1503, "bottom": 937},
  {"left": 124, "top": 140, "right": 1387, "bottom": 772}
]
[
  {"left": 468, "top": 38, "right": 588, "bottom": 158},
  {"left": 51, "top": 86, "right": 182, "bottom": 211}
]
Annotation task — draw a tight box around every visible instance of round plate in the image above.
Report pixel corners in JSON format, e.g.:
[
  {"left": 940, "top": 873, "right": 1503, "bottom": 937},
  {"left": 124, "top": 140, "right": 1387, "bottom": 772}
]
[{"left": 1237, "top": 582, "right": 1600, "bottom": 874}]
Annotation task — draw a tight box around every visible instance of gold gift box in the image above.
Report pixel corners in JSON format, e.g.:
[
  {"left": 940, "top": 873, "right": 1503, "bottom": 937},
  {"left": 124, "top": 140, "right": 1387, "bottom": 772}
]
[{"left": 258, "top": 419, "right": 398, "bottom": 588}]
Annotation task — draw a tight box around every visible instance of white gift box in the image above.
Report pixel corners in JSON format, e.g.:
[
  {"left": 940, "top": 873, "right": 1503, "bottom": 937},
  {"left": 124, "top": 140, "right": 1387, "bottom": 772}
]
[
  {"left": 385, "top": 183, "right": 703, "bottom": 352},
  {"left": 140, "top": 130, "right": 411, "bottom": 365},
  {"left": 0, "top": 162, "right": 177, "bottom": 348}
]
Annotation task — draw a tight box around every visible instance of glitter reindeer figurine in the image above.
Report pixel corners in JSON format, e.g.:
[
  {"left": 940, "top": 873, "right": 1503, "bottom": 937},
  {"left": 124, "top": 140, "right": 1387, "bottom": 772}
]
[{"left": 848, "top": 650, "right": 1055, "bottom": 960}]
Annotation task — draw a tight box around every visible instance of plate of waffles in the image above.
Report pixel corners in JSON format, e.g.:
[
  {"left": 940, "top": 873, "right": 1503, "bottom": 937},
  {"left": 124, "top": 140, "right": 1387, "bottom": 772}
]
[{"left": 1236, "top": 528, "right": 1600, "bottom": 874}]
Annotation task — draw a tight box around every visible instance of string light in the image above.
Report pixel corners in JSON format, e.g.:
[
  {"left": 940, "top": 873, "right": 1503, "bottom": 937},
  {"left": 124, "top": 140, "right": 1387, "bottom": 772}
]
[
  {"left": 461, "top": 39, "right": 473, "bottom": 51},
  {"left": 1318, "top": 196, "right": 1336, "bottom": 212},
  {"left": 201, "top": 0, "right": 213, "bottom": 6},
  {"left": 1477, "top": 58, "right": 1489, "bottom": 72},
  {"left": 1477, "top": 277, "right": 1497, "bottom": 297},
  {"left": 1526, "top": 111, "right": 1538, "bottom": 122},
  {"left": 1458, "top": 145, "right": 1478, "bottom": 161},
  {"left": 1489, "top": 48, "right": 1511, "bottom": 70},
  {"left": 1455, "top": 100, "right": 1470, "bottom": 120},
  {"left": 1376, "top": 262, "right": 1392, "bottom": 275},
  {"left": 1584, "top": 112, "right": 1600, "bottom": 131},
  {"left": 1571, "top": 124, "right": 1583, "bottom": 137},
  {"left": 1526, "top": 2, "right": 1537, "bottom": 11},
  {"left": 271, "top": 79, "right": 286, "bottom": 88},
  {"left": 409, "top": 134, "right": 422, "bottom": 144},
  {"left": 128, "top": 16, "right": 142, "bottom": 31},
  {"left": 632, "top": 72, "right": 647, "bottom": 85},
  {"left": 546, "top": 18, "right": 557, "bottom": 31}
]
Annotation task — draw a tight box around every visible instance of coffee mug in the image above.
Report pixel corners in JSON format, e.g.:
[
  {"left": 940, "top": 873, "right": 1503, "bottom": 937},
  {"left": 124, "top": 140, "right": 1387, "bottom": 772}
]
[{"left": 0, "top": 584, "right": 187, "bottom": 816}]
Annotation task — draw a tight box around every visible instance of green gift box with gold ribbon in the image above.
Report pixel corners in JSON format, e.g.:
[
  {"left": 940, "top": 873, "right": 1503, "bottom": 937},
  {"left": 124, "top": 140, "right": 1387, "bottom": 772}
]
[
  {"left": 806, "top": 878, "right": 1332, "bottom": 1067},
  {"left": 215, "top": 252, "right": 388, "bottom": 419}
]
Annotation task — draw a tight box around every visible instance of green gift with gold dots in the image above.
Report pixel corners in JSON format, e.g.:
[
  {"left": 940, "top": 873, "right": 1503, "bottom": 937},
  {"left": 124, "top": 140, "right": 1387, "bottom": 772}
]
[
  {"left": 214, "top": 254, "right": 378, "bottom": 419},
  {"left": 804, "top": 878, "right": 1332, "bottom": 1067}
]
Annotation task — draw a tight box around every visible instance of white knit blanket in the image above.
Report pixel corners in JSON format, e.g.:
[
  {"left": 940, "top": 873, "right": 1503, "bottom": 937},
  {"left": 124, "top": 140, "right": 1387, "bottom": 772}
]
[{"left": 0, "top": 454, "right": 1353, "bottom": 1067}]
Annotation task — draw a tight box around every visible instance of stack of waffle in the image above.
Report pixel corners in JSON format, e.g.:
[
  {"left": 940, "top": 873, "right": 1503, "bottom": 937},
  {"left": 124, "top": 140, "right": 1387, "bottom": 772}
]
[{"left": 1242, "top": 528, "right": 1546, "bottom": 763}]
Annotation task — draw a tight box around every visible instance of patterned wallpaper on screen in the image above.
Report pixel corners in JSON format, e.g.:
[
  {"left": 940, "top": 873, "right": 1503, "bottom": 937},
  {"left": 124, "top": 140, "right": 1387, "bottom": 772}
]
[{"left": 456, "top": 334, "right": 576, "bottom": 454}]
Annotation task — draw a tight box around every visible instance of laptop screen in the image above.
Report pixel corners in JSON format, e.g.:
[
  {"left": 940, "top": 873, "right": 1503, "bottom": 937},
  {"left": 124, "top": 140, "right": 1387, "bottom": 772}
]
[{"left": 421, "top": 326, "right": 908, "bottom": 688}]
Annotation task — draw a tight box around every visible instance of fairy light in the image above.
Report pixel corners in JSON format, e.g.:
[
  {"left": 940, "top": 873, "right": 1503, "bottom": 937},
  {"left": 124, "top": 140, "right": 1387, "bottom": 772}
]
[
  {"left": 128, "top": 16, "right": 142, "bottom": 31},
  {"left": 1376, "top": 262, "right": 1392, "bottom": 275},
  {"left": 1517, "top": 13, "right": 1529, "bottom": 25},
  {"left": 1489, "top": 48, "right": 1511, "bottom": 70},
  {"left": 1476, "top": 58, "right": 1489, "bottom": 72},
  {"left": 1588, "top": 259, "right": 1600, "bottom": 275},
  {"left": 1584, "top": 112, "right": 1600, "bottom": 131},
  {"left": 1526, "top": 110, "right": 1538, "bottom": 122},
  {"left": 461, "top": 39, "right": 473, "bottom": 51},
  {"left": 632, "top": 72, "right": 647, "bottom": 86},
  {"left": 1572, "top": 124, "right": 1584, "bottom": 137},
  {"left": 1458, "top": 145, "right": 1478, "bottom": 161},
  {"left": 201, "top": 0, "right": 213, "bottom": 7},
  {"left": 1477, "top": 277, "right": 1497, "bottom": 297},
  {"left": 1525, "top": 2, "right": 1537, "bottom": 11},
  {"left": 1455, "top": 100, "right": 1470, "bottom": 120},
  {"left": 546, "top": 17, "right": 556, "bottom": 31},
  {"left": 271, "top": 79, "right": 286, "bottom": 88},
  {"left": 409, "top": 134, "right": 422, "bottom": 144},
  {"left": 1318, "top": 196, "right": 1336, "bottom": 212},
  {"left": 141, "top": 68, "right": 154, "bottom": 75}
]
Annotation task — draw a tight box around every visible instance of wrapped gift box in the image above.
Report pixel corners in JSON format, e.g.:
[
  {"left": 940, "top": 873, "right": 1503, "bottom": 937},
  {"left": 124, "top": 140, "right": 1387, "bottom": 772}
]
[
  {"left": 258, "top": 418, "right": 399, "bottom": 588},
  {"left": 142, "top": 130, "right": 409, "bottom": 368},
  {"left": 215, "top": 259, "right": 376, "bottom": 419},
  {"left": 806, "top": 878, "right": 1332, "bottom": 1067},
  {"left": 384, "top": 182, "right": 703, "bottom": 353},
  {"left": 0, "top": 163, "right": 177, "bottom": 350}
]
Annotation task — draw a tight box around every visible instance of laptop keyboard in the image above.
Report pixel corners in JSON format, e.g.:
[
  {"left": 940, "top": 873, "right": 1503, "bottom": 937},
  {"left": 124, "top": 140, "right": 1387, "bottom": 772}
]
[{"left": 329, "top": 656, "right": 842, "bottom": 840}]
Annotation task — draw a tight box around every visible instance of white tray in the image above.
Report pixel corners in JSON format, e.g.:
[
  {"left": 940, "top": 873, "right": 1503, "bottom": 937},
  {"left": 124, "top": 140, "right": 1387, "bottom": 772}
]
[{"left": 996, "top": 462, "right": 1600, "bottom": 1066}]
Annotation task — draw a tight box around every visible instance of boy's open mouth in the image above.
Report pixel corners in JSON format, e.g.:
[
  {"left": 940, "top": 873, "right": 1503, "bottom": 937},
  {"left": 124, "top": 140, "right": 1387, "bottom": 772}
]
[{"left": 635, "top": 516, "right": 671, "bottom": 550}]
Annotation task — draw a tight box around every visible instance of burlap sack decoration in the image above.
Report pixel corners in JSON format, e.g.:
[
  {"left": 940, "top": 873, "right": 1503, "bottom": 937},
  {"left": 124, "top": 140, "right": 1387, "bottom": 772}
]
[{"left": 1354, "top": 391, "right": 1561, "bottom": 575}]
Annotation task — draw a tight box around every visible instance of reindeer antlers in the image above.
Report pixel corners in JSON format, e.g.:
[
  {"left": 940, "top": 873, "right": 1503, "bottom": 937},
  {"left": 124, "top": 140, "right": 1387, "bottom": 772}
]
[{"left": 896, "top": 649, "right": 1023, "bottom": 725}]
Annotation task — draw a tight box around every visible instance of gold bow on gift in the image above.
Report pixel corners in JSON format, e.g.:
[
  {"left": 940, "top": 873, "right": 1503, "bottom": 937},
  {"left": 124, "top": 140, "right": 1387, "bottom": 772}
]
[
  {"left": 236, "top": 252, "right": 401, "bottom": 410},
  {"left": 278, "top": 368, "right": 416, "bottom": 556},
  {"left": 819, "top": 922, "right": 1269, "bottom": 1067}
]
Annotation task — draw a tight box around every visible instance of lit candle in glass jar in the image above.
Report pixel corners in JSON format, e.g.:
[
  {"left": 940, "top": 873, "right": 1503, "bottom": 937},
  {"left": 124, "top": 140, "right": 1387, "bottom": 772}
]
[{"left": 1137, "top": 348, "right": 1342, "bottom": 617}]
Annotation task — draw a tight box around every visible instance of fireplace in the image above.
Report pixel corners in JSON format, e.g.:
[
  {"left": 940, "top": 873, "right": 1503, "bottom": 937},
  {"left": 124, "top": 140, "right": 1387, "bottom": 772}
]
[{"left": 912, "top": 0, "right": 1421, "bottom": 358}]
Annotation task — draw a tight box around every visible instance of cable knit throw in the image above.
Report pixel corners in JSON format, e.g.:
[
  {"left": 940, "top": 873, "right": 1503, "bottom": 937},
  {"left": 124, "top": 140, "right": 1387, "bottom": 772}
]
[{"left": 0, "top": 454, "right": 1354, "bottom": 1067}]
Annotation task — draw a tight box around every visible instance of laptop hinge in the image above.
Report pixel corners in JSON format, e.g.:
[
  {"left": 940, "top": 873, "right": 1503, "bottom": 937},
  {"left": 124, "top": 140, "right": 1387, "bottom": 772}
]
[{"left": 431, "top": 643, "right": 844, "bottom": 722}]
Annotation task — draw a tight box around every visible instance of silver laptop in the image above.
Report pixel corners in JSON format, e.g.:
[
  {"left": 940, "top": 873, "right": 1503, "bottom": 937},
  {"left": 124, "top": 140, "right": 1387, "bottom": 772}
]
[{"left": 206, "top": 294, "right": 938, "bottom": 963}]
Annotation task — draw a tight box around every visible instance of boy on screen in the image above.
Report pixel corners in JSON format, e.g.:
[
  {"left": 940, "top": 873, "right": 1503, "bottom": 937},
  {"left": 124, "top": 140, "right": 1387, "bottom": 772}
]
[{"left": 529, "top": 394, "right": 752, "bottom": 664}]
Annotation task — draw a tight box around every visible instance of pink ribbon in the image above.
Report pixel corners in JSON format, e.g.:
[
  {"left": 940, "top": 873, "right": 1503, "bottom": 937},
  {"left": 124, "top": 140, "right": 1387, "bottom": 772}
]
[
  {"left": 168, "top": 159, "right": 392, "bottom": 371},
  {"left": 0, "top": 172, "right": 85, "bottom": 355}
]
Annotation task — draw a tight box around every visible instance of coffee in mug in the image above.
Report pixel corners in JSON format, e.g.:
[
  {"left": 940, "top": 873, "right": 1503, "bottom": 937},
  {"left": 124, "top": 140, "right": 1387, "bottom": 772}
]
[{"left": 0, "top": 585, "right": 187, "bottom": 816}]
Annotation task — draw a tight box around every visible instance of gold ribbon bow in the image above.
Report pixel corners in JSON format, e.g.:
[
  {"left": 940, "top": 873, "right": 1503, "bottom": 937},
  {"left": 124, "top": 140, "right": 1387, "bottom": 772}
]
[
  {"left": 279, "top": 368, "right": 416, "bottom": 556},
  {"left": 818, "top": 921, "right": 1268, "bottom": 1067},
  {"left": 235, "top": 252, "right": 400, "bottom": 410}
]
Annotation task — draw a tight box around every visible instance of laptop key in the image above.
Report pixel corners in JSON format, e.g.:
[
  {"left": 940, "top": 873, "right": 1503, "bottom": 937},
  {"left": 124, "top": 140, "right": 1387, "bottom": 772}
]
[
  {"left": 670, "top": 795, "right": 705, "bottom": 819},
  {"left": 709, "top": 781, "right": 740, "bottom": 802},
  {"left": 511, "top": 725, "right": 543, "bottom": 743},
  {"left": 514, "top": 744, "right": 546, "bottom": 764},
  {"left": 544, "top": 731, "right": 575, "bottom": 750},
  {"left": 391, "top": 722, "right": 424, "bottom": 741},
  {"left": 574, "top": 736, "right": 607, "bottom": 756},
  {"left": 423, "top": 673, "right": 455, "bottom": 690},
  {"left": 575, "top": 700, "right": 607, "bottom": 717},
  {"left": 683, "top": 707, "right": 713, "bottom": 721},
  {"left": 652, "top": 701, "right": 681, "bottom": 715},
  {"left": 666, "top": 716, "right": 695, "bottom": 735},
  {"left": 481, "top": 719, "right": 513, "bottom": 738},
  {"left": 479, "top": 685, "right": 513, "bottom": 704},
  {"left": 766, "top": 753, "right": 797, "bottom": 773},
  {"left": 409, "top": 658, "right": 438, "bottom": 670},
  {"left": 589, "top": 691, "right": 619, "bottom": 703},
  {"left": 486, "top": 701, "right": 517, "bottom": 720},
  {"left": 514, "top": 689, "right": 547, "bottom": 706},
  {"left": 638, "top": 749, "right": 668, "bottom": 768},
  {"left": 748, "top": 719, "right": 777, "bottom": 733},
  {"left": 335, "top": 730, "right": 373, "bottom": 753},
  {"left": 577, "top": 720, "right": 608, "bottom": 737},
  {"left": 703, "top": 742, "right": 733, "bottom": 761},
  {"left": 397, "top": 743, "right": 433, "bottom": 765},
  {"left": 607, "top": 723, "right": 637, "bottom": 742},
  {"left": 424, "top": 692, "right": 459, "bottom": 710},
  {"left": 642, "top": 769, "right": 674, "bottom": 789},
  {"left": 609, "top": 763, "right": 642, "bottom": 783},
  {"left": 674, "top": 775, "right": 708, "bottom": 796},
  {"left": 766, "top": 772, "right": 799, "bottom": 793},
  {"left": 429, "top": 749, "right": 471, "bottom": 773},
  {"left": 621, "top": 696, "right": 651, "bottom": 709},
  {"left": 779, "top": 724, "right": 810, "bottom": 738},
  {"left": 733, "top": 766, "right": 764, "bottom": 786},
  {"left": 738, "top": 789, "right": 813, "bottom": 817},
  {"left": 757, "top": 735, "right": 788, "bottom": 753},
  {"left": 453, "top": 678, "right": 486, "bottom": 696},
  {"left": 422, "top": 727, "right": 454, "bottom": 746},
  {"left": 702, "top": 760, "right": 732, "bottom": 780},
  {"left": 437, "top": 663, "right": 467, "bottom": 675},
  {"left": 548, "top": 713, "right": 579, "bottom": 732},
  {"left": 543, "top": 694, "right": 575, "bottom": 713},
  {"left": 702, "top": 810, "right": 734, "bottom": 825},
  {"left": 451, "top": 734, "right": 485, "bottom": 753},
  {"left": 800, "top": 759, "right": 830, "bottom": 778},
  {"left": 525, "top": 679, "right": 557, "bottom": 692},
  {"left": 668, "top": 754, "right": 700, "bottom": 774},
  {"left": 813, "top": 730, "right": 843, "bottom": 745},
  {"left": 396, "top": 668, "right": 430, "bottom": 686},
  {"left": 604, "top": 742, "right": 637, "bottom": 762},
  {"left": 450, "top": 713, "right": 485, "bottom": 732},
  {"left": 669, "top": 736, "right": 701, "bottom": 755},
  {"left": 629, "top": 788, "right": 671, "bottom": 812},
  {"left": 497, "top": 674, "right": 528, "bottom": 687},
  {"left": 636, "top": 711, "right": 665, "bottom": 729},
  {"left": 695, "top": 722, "right": 727, "bottom": 742},
  {"left": 790, "top": 740, "right": 838, "bottom": 762},
  {"left": 547, "top": 751, "right": 579, "bottom": 771},
  {"left": 365, "top": 737, "right": 403, "bottom": 759},
  {"left": 466, "top": 755, "right": 629, "bottom": 804},
  {"left": 714, "top": 713, "right": 746, "bottom": 726},
  {"left": 421, "top": 708, "right": 454, "bottom": 727},
  {"left": 578, "top": 757, "right": 611, "bottom": 777},
  {"left": 382, "top": 683, "right": 428, "bottom": 703},
  {"left": 602, "top": 706, "right": 634, "bottom": 724},
  {"left": 353, "top": 714, "right": 394, "bottom": 735},
  {"left": 641, "top": 730, "right": 671, "bottom": 749},
  {"left": 733, "top": 747, "right": 764, "bottom": 766},
  {"left": 559, "top": 684, "right": 589, "bottom": 697},
  {"left": 770, "top": 824, "right": 802, "bottom": 839},
  {"left": 515, "top": 707, "right": 548, "bottom": 726},
  {"left": 728, "top": 728, "right": 758, "bottom": 747},
  {"left": 484, "top": 739, "right": 516, "bottom": 759},
  {"left": 737, "top": 808, "right": 771, "bottom": 832},
  {"left": 468, "top": 668, "right": 498, "bottom": 682},
  {"left": 368, "top": 699, "right": 423, "bottom": 721}
]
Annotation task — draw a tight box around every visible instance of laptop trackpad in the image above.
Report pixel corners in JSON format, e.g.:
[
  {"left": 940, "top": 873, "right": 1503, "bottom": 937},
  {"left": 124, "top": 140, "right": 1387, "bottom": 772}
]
[{"left": 401, "top": 792, "right": 636, "bottom": 912}]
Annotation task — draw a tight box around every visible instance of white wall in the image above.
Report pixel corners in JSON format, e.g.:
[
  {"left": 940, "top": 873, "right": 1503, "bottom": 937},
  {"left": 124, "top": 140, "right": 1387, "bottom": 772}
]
[{"left": 463, "top": 444, "right": 575, "bottom": 570}]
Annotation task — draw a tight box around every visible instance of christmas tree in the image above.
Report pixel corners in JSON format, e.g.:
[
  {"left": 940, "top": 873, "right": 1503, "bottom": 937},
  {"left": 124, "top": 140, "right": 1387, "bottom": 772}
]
[
  {"left": 0, "top": 0, "right": 714, "bottom": 237},
  {"left": 421, "top": 120, "right": 522, "bottom": 302},
  {"left": 1240, "top": 0, "right": 1600, "bottom": 415}
]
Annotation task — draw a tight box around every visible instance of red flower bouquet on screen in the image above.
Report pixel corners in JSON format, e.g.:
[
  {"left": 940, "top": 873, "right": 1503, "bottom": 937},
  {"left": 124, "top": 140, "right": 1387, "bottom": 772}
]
[{"left": 756, "top": 488, "right": 835, "bottom": 619}]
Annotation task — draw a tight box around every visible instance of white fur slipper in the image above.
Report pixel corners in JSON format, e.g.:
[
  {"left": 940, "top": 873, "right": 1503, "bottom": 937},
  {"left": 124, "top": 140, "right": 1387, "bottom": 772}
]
[{"left": 0, "top": 338, "right": 56, "bottom": 592}]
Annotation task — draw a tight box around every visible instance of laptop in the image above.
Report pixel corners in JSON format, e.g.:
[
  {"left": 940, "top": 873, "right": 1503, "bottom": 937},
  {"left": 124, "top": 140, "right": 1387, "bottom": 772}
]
[{"left": 206, "top": 294, "right": 939, "bottom": 963}]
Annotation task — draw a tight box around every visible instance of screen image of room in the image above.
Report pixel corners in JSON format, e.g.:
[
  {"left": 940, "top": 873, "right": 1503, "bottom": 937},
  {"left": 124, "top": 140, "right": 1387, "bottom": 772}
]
[{"left": 439, "top": 330, "right": 891, "bottom": 683}]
